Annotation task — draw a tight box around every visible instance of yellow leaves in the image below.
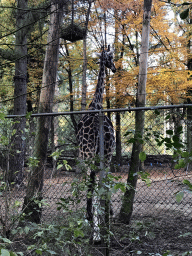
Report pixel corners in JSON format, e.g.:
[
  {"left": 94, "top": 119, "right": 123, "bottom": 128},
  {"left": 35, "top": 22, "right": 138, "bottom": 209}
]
[
  {"left": 98, "top": 0, "right": 139, "bottom": 13},
  {"left": 105, "top": 66, "right": 138, "bottom": 108},
  {"left": 62, "top": 0, "right": 192, "bottom": 111},
  {"left": 147, "top": 67, "right": 192, "bottom": 105},
  {"left": 1, "top": 0, "right": 14, "bottom": 4}
]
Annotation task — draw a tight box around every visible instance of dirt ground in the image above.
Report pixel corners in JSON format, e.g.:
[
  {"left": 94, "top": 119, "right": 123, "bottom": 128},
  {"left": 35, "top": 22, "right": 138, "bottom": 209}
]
[
  {"left": 41, "top": 166, "right": 192, "bottom": 255},
  {"left": 109, "top": 215, "right": 192, "bottom": 255},
  {"left": 1, "top": 165, "right": 192, "bottom": 255},
  {"left": 106, "top": 167, "right": 192, "bottom": 255}
]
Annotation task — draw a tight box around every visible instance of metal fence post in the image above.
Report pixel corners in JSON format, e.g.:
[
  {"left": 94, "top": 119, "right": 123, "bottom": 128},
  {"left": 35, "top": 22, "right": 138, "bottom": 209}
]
[
  {"left": 99, "top": 111, "right": 105, "bottom": 178},
  {"left": 98, "top": 111, "right": 109, "bottom": 256}
]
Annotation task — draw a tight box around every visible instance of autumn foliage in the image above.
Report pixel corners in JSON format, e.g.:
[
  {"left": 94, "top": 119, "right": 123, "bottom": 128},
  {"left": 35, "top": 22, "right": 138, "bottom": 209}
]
[{"left": 0, "top": 0, "right": 191, "bottom": 110}]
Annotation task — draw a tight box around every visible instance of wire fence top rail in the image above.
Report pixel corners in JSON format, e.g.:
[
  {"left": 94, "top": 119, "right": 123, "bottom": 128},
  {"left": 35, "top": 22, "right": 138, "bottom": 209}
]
[{"left": 5, "top": 103, "right": 192, "bottom": 118}]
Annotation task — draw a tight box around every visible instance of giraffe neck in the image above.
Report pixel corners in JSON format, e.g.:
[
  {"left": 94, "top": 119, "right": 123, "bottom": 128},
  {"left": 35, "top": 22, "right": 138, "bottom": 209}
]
[{"left": 89, "top": 58, "right": 105, "bottom": 110}]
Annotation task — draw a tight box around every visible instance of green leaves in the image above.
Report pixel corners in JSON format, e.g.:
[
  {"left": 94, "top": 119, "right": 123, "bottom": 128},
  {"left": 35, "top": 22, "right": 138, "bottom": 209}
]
[
  {"left": 0, "top": 241, "right": 18, "bottom": 256},
  {"left": 50, "top": 150, "right": 64, "bottom": 161},
  {"left": 0, "top": 249, "right": 13, "bottom": 256},
  {"left": 50, "top": 150, "right": 72, "bottom": 171},
  {"left": 0, "top": 112, "right": 5, "bottom": 120},
  {"left": 0, "top": 237, "right": 12, "bottom": 244},
  {"left": 113, "top": 182, "right": 127, "bottom": 193},
  {"left": 180, "top": 8, "right": 189, "bottom": 19},
  {"left": 175, "top": 179, "right": 192, "bottom": 203},
  {"left": 166, "top": 129, "right": 173, "bottom": 135},
  {"left": 25, "top": 112, "right": 32, "bottom": 119},
  {"left": 179, "top": 232, "right": 192, "bottom": 238},
  {"left": 74, "top": 228, "right": 84, "bottom": 238},
  {"left": 139, "top": 152, "right": 146, "bottom": 162},
  {"left": 175, "top": 191, "right": 184, "bottom": 203},
  {"left": 138, "top": 171, "right": 151, "bottom": 187},
  {"left": 13, "top": 200, "right": 22, "bottom": 208},
  {"left": 183, "top": 179, "right": 192, "bottom": 191},
  {"left": 162, "top": 251, "right": 171, "bottom": 256},
  {"left": 27, "top": 156, "right": 39, "bottom": 168},
  {"left": 124, "top": 130, "right": 144, "bottom": 145},
  {"left": 179, "top": 2, "right": 191, "bottom": 19},
  {"left": 27, "top": 243, "right": 57, "bottom": 255},
  {"left": 175, "top": 159, "right": 186, "bottom": 169}
]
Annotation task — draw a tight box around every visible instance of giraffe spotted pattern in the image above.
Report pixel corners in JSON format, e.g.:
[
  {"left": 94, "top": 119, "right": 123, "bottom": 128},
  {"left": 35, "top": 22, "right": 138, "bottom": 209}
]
[
  {"left": 77, "top": 113, "right": 115, "bottom": 162},
  {"left": 77, "top": 46, "right": 116, "bottom": 164}
]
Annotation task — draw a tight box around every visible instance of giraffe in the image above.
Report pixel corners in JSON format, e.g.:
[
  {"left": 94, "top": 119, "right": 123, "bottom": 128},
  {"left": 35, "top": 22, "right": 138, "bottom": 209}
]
[{"left": 76, "top": 46, "right": 116, "bottom": 239}]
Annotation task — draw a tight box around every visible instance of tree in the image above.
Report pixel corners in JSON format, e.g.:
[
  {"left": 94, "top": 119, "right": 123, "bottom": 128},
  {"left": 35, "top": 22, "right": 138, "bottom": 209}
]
[
  {"left": 146, "top": 0, "right": 192, "bottom": 159},
  {"left": 0, "top": 0, "right": 16, "bottom": 104},
  {"left": 8, "top": 0, "right": 28, "bottom": 185},
  {"left": 63, "top": 40, "right": 77, "bottom": 132},
  {"left": 23, "top": 0, "right": 64, "bottom": 222},
  {"left": 184, "top": 5, "right": 192, "bottom": 171},
  {"left": 120, "top": 0, "right": 152, "bottom": 224},
  {"left": 0, "top": 0, "right": 50, "bottom": 184},
  {"left": 22, "top": 0, "right": 93, "bottom": 222},
  {"left": 114, "top": 8, "right": 122, "bottom": 168},
  {"left": 81, "top": 38, "right": 87, "bottom": 111}
]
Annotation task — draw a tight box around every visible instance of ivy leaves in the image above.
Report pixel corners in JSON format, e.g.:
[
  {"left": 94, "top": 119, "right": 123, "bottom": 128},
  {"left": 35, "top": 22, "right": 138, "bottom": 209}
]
[{"left": 179, "top": 2, "right": 191, "bottom": 20}]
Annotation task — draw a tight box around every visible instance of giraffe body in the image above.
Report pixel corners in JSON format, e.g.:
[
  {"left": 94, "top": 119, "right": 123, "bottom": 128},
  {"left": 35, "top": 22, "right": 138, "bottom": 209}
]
[
  {"left": 77, "top": 47, "right": 116, "bottom": 163},
  {"left": 77, "top": 113, "right": 115, "bottom": 162},
  {"left": 76, "top": 47, "right": 116, "bottom": 239}
]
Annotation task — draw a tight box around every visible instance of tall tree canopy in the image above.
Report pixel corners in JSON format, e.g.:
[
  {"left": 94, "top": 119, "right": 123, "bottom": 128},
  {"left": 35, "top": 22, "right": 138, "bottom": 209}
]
[{"left": 0, "top": 0, "right": 191, "bottom": 112}]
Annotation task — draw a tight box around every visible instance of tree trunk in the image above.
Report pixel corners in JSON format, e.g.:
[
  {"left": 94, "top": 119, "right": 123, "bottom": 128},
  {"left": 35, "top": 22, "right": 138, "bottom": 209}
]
[
  {"left": 22, "top": 1, "right": 63, "bottom": 223},
  {"left": 81, "top": 38, "right": 87, "bottom": 111},
  {"left": 64, "top": 41, "right": 77, "bottom": 133},
  {"left": 186, "top": 104, "right": 192, "bottom": 172},
  {"left": 114, "top": 11, "right": 126, "bottom": 168},
  {"left": 186, "top": 35, "right": 192, "bottom": 171},
  {"left": 185, "top": 9, "right": 192, "bottom": 170},
  {"left": 119, "top": 0, "right": 152, "bottom": 224},
  {"left": 104, "top": 11, "right": 111, "bottom": 120},
  {"left": 115, "top": 112, "right": 121, "bottom": 168},
  {"left": 8, "top": 0, "right": 28, "bottom": 185},
  {"left": 171, "top": 108, "right": 183, "bottom": 168},
  {"left": 114, "top": 9, "right": 122, "bottom": 167}
]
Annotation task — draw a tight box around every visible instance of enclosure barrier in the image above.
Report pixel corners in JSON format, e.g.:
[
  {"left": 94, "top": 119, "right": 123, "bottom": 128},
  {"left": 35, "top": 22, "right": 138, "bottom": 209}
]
[{"left": 0, "top": 105, "right": 192, "bottom": 255}]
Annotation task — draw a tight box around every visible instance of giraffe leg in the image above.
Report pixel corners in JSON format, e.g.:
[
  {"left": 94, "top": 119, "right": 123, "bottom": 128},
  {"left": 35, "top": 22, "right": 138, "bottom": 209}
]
[
  {"left": 86, "top": 170, "right": 101, "bottom": 242},
  {"left": 92, "top": 191, "right": 101, "bottom": 242},
  {"left": 86, "top": 170, "right": 95, "bottom": 222}
]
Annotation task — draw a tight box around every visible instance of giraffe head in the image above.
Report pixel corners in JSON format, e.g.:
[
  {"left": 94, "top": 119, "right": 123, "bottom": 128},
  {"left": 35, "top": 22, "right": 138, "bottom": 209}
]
[{"left": 96, "top": 46, "right": 116, "bottom": 73}]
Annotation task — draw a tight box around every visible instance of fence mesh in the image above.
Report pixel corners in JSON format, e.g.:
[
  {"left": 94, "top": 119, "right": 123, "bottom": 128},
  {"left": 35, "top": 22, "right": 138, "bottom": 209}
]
[{"left": 0, "top": 107, "right": 192, "bottom": 255}]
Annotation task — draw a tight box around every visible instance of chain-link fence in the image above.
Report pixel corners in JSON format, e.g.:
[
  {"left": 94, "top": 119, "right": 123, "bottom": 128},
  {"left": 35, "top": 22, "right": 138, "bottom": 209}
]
[{"left": 0, "top": 106, "right": 192, "bottom": 255}]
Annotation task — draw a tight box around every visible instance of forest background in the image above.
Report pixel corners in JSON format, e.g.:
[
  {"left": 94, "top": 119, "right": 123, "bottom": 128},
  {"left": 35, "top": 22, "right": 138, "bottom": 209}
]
[{"left": 0, "top": 0, "right": 191, "bottom": 118}]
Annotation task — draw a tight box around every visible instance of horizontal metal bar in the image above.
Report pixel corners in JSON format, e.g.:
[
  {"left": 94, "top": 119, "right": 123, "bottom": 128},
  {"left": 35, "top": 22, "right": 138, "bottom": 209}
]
[{"left": 5, "top": 103, "right": 192, "bottom": 118}]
